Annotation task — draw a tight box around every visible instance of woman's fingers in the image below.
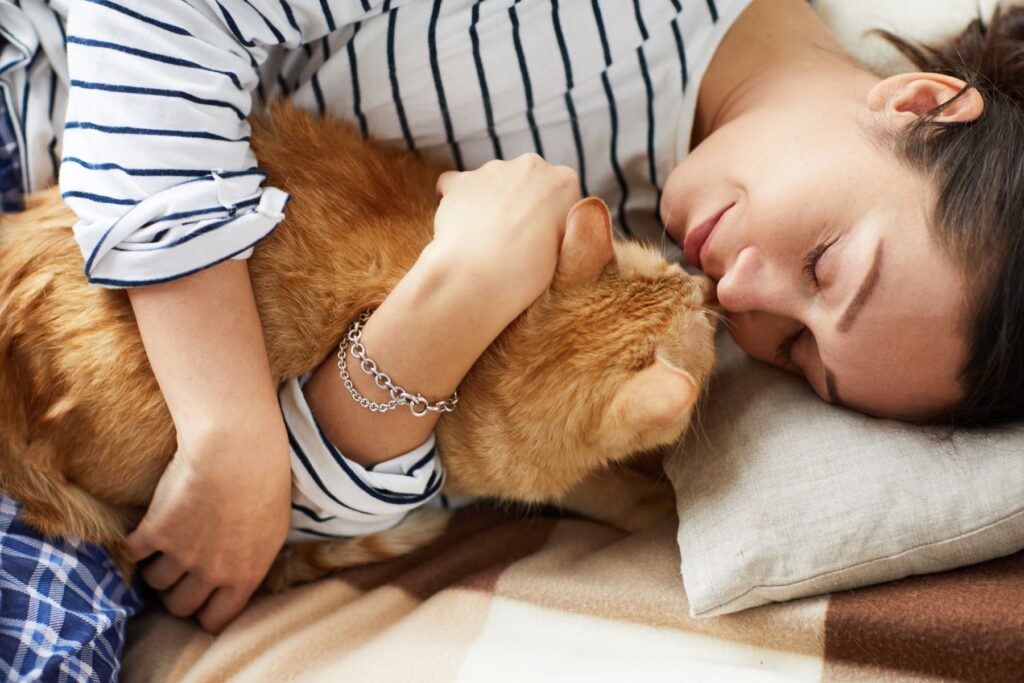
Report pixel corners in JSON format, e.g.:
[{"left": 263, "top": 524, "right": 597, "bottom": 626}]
[
  {"left": 197, "top": 585, "right": 256, "bottom": 634},
  {"left": 125, "top": 527, "right": 158, "bottom": 563},
  {"left": 161, "top": 573, "right": 215, "bottom": 619},
  {"left": 139, "top": 553, "right": 187, "bottom": 592}
]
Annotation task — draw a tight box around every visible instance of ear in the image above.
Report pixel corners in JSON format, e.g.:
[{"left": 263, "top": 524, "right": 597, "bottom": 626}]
[
  {"left": 554, "top": 197, "right": 615, "bottom": 287},
  {"left": 611, "top": 357, "right": 699, "bottom": 431},
  {"left": 867, "top": 72, "right": 984, "bottom": 125}
]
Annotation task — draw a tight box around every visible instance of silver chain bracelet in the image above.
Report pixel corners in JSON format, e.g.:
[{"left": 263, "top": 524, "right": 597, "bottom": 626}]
[{"left": 337, "top": 310, "right": 459, "bottom": 417}]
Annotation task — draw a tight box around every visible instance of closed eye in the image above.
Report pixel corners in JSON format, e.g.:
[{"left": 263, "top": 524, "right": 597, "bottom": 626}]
[
  {"left": 801, "top": 238, "right": 837, "bottom": 289},
  {"left": 775, "top": 326, "right": 804, "bottom": 368}
]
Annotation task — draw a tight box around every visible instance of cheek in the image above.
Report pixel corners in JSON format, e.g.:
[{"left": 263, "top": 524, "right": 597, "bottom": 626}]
[{"left": 720, "top": 313, "right": 798, "bottom": 370}]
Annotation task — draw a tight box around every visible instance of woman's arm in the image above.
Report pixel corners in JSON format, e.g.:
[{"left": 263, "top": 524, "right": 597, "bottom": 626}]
[
  {"left": 125, "top": 260, "right": 291, "bottom": 634},
  {"left": 305, "top": 156, "right": 581, "bottom": 465}
]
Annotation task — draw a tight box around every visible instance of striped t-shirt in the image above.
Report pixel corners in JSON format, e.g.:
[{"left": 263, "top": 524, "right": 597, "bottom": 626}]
[{"left": 0, "top": 0, "right": 750, "bottom": 538}]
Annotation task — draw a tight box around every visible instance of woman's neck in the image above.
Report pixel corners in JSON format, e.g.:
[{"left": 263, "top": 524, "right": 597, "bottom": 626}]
[{"left": 693, "top": 0, "right": 875, "bottom": 147}]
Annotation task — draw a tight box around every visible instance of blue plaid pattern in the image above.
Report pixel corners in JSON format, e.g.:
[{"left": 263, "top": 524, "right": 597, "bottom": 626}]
[
  {"left": 0, "top": 494, "right": 142, "bottom": 682},
  {"left": 0, "top": 90, "right": 23, "bottom": 213}
]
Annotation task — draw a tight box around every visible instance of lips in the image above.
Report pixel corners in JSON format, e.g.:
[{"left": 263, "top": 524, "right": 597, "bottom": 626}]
[{"left": 683, "top": 203, "right": 734, "bottom": 272}]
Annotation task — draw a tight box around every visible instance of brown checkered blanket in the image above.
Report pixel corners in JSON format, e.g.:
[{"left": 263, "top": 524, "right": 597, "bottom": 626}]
[{"left": 122, "top": 506, "right": 1024, "bottom": 682}]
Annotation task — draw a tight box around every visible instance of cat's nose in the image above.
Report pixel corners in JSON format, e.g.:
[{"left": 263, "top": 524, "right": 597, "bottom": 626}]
[{"left": 689, "top": 274, "right": 717, "bottom": 306}]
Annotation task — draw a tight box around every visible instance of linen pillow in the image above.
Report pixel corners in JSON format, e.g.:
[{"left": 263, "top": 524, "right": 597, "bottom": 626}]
[
  {"left": 667, "top": 339, "right": 1024, "bottom": 617},
  {"left": 667, "top": 0, "right": 1024, "bottom": 620}
]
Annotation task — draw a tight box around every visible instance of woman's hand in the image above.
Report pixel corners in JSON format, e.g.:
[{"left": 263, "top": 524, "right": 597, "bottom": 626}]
[
  {"left": 126, "top": 259, "right": 291, "bottom": 633},
  {"left": 434, "top": 153, "right": 581, "bottom": 320},
  {"left": 127, "top": 421, "right": 290, "bottom": 633}
]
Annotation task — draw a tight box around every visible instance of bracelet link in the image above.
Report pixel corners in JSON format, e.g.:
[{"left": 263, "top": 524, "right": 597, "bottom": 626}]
[{"left": 336, "top": 309, "right": 459, "bottom": 417}]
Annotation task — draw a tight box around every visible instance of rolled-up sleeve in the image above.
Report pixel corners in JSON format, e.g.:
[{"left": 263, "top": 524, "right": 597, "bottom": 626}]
[
  {"left": 60, "top": 0, "right": 391, "bottom": 287},
  {"left": 279, "top": 375, "right": 444, "bottom": 542}
]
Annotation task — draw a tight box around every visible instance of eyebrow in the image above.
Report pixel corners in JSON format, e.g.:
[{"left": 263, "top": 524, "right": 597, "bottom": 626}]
[
  {"left": 837, "top": 241, "right": 884, "bottom": 334},
  {"left": 823, "top": 241, "right": 885, "bottom": 405}
]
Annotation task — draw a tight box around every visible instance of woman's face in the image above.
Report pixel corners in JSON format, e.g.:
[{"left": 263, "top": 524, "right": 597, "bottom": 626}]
[{"left": 661, "top": 81, "right": 970, "bottom": 420}]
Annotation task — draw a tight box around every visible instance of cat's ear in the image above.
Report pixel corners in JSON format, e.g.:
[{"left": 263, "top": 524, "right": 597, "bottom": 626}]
[
  {"left": 554, "top": 197, "right": 615, "bottom": 287},
  {"left": 610, "top": 358, "right": 698, "bottom": 430}
]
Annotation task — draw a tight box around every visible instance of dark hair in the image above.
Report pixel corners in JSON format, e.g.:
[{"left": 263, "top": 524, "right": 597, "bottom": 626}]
[{"left": 876, "top": 5, "right": 1024, "bottom": 426}]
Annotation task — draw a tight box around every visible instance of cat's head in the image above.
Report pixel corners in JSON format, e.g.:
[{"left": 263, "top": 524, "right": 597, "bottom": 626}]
[{"left": 446, "top": 198, "right": 717, "bottom": 500}]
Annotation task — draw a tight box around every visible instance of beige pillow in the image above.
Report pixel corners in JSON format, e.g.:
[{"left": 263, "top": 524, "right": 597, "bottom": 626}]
[{"left": 667, "top": 339, "right": 1024, "bottom": 617}]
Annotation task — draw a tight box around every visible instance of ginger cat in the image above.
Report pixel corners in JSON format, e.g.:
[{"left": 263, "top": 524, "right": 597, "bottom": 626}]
[{"left": 0, "top": 104, "right": 716, "bottom": 591}]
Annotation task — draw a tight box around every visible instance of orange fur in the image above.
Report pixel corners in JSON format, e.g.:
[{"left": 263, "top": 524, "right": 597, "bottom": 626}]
[{"left": 0, "top": 104, "right": 716, "bottom": 587}]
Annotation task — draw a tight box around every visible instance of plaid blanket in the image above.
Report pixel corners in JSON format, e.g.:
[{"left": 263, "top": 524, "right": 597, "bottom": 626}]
[
  {"left": 0, "top": 495, "right": 142, "bottom": 683},
  {"left": 120, "top": 506, "right": 1024, "bottom": 682},
  {"left": 0, "top": 87, "right": 23, "bottom": 213}
]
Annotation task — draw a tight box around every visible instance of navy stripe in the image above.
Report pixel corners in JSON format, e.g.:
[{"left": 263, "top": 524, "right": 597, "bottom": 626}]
[
  {"left": 311, "top": 73, "right": 326, "bottom": 115},
  {"left": 312, "top": 417, "right": 443, "bottom": 506},
  {"left": 242, "top": 0, "right": 286, "bottom": 43},
  {"left": 292, "top": 526, "right": 348, "bottom": 539},
  {"left": 20, "top": 49, "right": 34, "bottom": 185},
  {"left": 407, "top": 446, "right": 438, "bottom": 476},
  {"left": 111, "top": 215, "right": 248, "bottom": 252},
  {"left": 47, "top": 70, "right": 57, "bottom": 120},
  {"left": 706, "top": 0, "right": 719, "bottom": 22},
  {"left": 64, "top": 121, "right": 250, "bottom": 143},
  {"left": 359, "top": 0, "right": 371, "bottom": 10},
  {"left": 638, "top": 47, "right": 658, "bottom": 193},
  {"left": 52, "top": 9, "right": 66, "bottom": 48},
  {"left": 278, "top": 0, "right": 300, "bottom": 32},
  {"left": 215, "top": 1, "right": 257, "bottom": 48},
  {"left": 83, "top": 0, "right": 192, "bottom": 37},
  {"left": 633, "top": 0, "right": 649, "bottom": 40},
  {"left": 291, "top": 503, "right": 336, "bottom": 523},
  {"left": 551, "top": 0, "right": 588, "bottom": 196},
  {"left": 320, "top": 0, "right": 337, "bottom": 31},
  {"left": 285, "top": 427, "right": 376, "bottom": 516},
  {"left": 62, "top": 157, "right": 263, "bottom": 178},
  {"left": 637, "top": 45, "right": 662, "bottom": 224},
  {"left": 276, "top": 73, "right": 291, "bottom": 96},
  {"left": 509, "top": 5, "right": 544, "bottom": 156},
  {"left": 69, "top": 80, "right": 245, "bottom": 120},
  {"left": 66, "top": 36, "right": 243, "bottom": 89},
  {"left": 62, "top": 191, "right": 137, "bottom": 206},
  {"left": 428, "top": 0, "right": 464, "bottom": 170},
  {"left": 671, "top": 18, "right": 688, "bottom": 92},
  {"left": 387, "top": 9, "right": 416, "bottom": 151},
  {"left": 149, "top": 196, "right": 261, "bottom": 225},
  {"left": 47, "top": 136, "right": 58, "bottom": 180},
  {"left": 85, "top": 235, "right": 270, "bottom": 287},
  {"left": 346, "top": 28, "right": 368, "bottom": 136},
  {"left": 591, "top": 0, "right": 612, "bottom": 67},
  {"left": 469, "top": 2, "right": 502, "bottom": 159},
  {"left": 601, "top": 73, "right": 631, "bottom": 237}
]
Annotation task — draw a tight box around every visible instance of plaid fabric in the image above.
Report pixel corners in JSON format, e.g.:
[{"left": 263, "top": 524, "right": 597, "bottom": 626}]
[
  {"left": 121, "top": 507, "right": 1024, "bottom": 682},
  {"left": 0, "top": 88, "right": 23, "bottom": 213},
  {"left": 0, "top": 494, "right": 142, "bottom": 683}
]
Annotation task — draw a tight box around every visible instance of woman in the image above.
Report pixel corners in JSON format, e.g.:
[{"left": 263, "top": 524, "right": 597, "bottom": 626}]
[{"left": 0, "top": 0, "right": 1021, "bottom": 676}]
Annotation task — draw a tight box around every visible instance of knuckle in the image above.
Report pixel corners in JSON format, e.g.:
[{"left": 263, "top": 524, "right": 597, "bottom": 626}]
[{"left": 162, "top": 598, "right": 193, "bottom": 619}]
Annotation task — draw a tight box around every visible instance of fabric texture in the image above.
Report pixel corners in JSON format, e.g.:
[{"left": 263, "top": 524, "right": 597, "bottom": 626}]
[
  {"left": 118, "top": 506, "right": 1024, "bottom": 682},
  {"left": 281, "top": 374, "right": 443, "bottom": 542},
  {"left": 49, "top": 0, "right": 749, "bottom": 286},
  {"left": 667, "top": 337, "right": 1024, "bottom": 617},
  {"left": 0, "top": 494, "right": 142, "bottom": 683}
]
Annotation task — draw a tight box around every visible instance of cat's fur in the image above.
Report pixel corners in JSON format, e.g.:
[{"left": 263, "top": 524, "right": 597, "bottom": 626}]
[{"left": 0, "top": 104, "right": 716, "bottom": 590}]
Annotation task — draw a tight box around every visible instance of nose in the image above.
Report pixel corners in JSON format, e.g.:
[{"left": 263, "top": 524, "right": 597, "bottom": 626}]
[{"left": 714, "top": 246, "right": 795, "bottom": 317}]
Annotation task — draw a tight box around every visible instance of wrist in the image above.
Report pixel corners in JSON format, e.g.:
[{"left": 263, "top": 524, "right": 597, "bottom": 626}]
[{"left": 413, "top": 241, "right": 529, "bottom": 332}]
